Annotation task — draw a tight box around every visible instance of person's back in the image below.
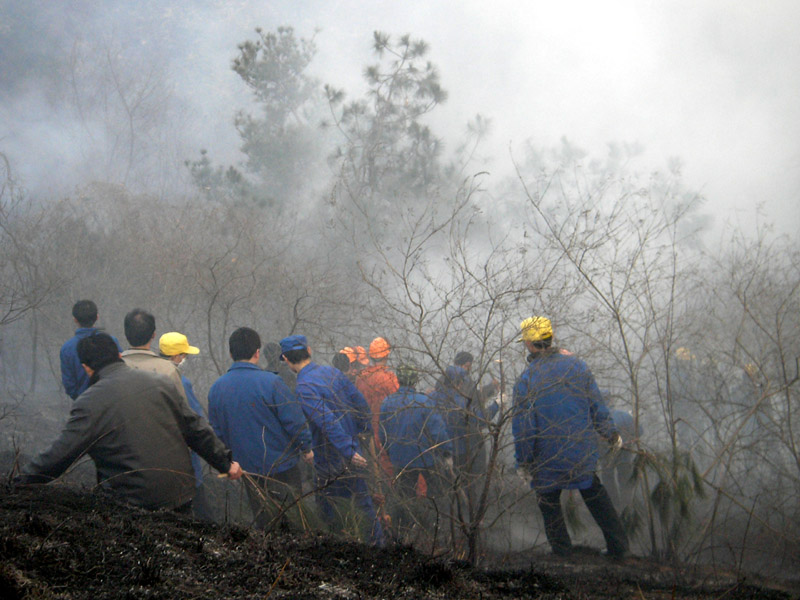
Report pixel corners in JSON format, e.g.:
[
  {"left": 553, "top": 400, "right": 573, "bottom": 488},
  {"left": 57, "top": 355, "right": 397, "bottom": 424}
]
[
  {"left": 431, "top": 365, "right": 482, "bottom": 459},
  {"left": 513, "top": 349, "right": 615, "bottom": 492},
  {"left": 297, "top": 362, "right": 370, "bottom": 477},
  {"left": 283, "top": 334, "right": 384, "bottom": 546},
  {"left": 60, "top": 300, "right": 121, "bottom": 399},
  {"left": 357, "top": 365, "right": 398, "bottom": 427},
  {"left": 26, "top": 362, "right": 230, "bottom": 509},
  {"left": 356, "top": 339, "right": 398, "bottom": 481},
  {"left": 209, "top": 328, "right": 313, "bottom": 528},
  {"left": 209, "top": 361, "right": 310, "bottom": 476},
  {"left": 22, "top": 333, "right": 242, "bottom": 511},
  {"left": 79, "top": 364, "right": 198, "bottom": 508},
  {"left": 380, "top": 386, "right": 451, "bottom": 471},
  {"left": 513, "top": 316, "right": 627, "bottom": 559},
  {"left": 120, "top": 308, "right": 187, "bottom": 401},
  {"left": 380, "top": 366, "right": 453, "bottom": 538}
]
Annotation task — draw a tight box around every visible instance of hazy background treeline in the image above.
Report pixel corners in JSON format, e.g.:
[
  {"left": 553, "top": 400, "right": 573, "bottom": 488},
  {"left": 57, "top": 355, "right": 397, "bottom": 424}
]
[{"left": 1, "top": 3, "right": 798, "bottom": 577}]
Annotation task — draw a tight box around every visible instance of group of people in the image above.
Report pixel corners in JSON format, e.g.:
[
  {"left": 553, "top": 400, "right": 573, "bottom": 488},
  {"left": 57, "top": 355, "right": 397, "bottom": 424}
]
[{"left": 18, "top": 301, "right": 630, "bottom": 559}]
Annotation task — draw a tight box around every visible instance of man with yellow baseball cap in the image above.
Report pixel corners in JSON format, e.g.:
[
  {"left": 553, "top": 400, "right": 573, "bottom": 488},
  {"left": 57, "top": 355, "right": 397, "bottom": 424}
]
[
  {"left": 159, "top": 331, "right": 210, "bottom": 518},
  {"left": 512, "top": 316, "right": 628, "bottom": 559}
]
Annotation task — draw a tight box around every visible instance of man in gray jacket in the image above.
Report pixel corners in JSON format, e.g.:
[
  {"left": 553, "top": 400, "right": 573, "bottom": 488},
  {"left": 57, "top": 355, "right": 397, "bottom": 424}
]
[
  {"left": 120, "top": 308, "right": 188, "bottom": 405},
  {"left": 19, "top": 333, "right": 242, "bottom": 511}
]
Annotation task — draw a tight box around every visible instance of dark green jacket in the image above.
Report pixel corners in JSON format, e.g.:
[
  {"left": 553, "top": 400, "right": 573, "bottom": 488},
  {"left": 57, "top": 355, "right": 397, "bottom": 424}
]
[{"left": 22, "top": 362, "right": 232, "bottom": 509}]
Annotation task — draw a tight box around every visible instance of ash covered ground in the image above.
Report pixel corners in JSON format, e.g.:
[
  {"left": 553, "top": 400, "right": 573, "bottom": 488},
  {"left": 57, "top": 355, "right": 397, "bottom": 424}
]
[{"left": 1, "top": 485, "right": 796, "bottom": 600}]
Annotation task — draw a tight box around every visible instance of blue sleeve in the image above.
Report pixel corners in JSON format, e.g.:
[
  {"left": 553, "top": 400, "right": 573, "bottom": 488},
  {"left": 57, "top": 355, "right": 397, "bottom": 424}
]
[
  {"left": 424, "top": 406, "right": 454, "bottom": 456},
  {"left": 21, "top": 400, "right": 95, "bottom": 483},
  {"left": 297, "top": 384, "right": 358, "bottom": 459},
  {"left": 182, "top": 376, "right": 205, "bottom": 419},
  {"left": 60, "top": 344, "right": 80, "bottom": 400},
  {"left": 343, "top": 377, "right": 372, "bottom": 435},
  {"left": 512, "top": 374, "right": 535, "bottom": 465},
  {"left": 271, "top": 379, "right": 312, "bottom": 452},
  {"left": 206, "top": 386, "right": 226, "bottom": 444}
]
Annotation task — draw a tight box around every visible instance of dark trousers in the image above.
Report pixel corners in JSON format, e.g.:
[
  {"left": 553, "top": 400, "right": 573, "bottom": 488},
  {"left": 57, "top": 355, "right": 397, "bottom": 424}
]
[
  {"left": 452, "top": 442, "right": 487, "bottom": 518},
  {"left": 245, "top": 465, "right": 303, "bottom": 530},
  {"left": 392, "top": 466, "right": 448, "bottom": 538},
  {"left": 537, "top": 475, "right": 628, "bottom": 557},
  {"left": 316, "top": 471, "right": 386, "bottom": 547}
]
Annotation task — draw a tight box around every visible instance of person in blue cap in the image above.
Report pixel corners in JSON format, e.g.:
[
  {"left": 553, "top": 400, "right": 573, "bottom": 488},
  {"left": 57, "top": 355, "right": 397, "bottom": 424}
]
[{"left": 280, "top": 334, "right": 385, "bottom": 546}]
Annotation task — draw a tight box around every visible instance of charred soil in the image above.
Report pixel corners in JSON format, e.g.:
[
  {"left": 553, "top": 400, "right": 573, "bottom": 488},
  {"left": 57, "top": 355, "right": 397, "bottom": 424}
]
[{"left": 0, "top": 486, "right": 796, "bottom": 600}]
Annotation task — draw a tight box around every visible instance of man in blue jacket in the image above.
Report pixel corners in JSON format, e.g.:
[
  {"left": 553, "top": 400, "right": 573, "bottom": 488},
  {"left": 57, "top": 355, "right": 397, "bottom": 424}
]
[
  {"left": 430, "top": 352, "right": 498, "bottom": 516},
  {"left": 380, "top": 364, "right": 453, "bottom": 538},
  {"left": 281, "top": 334, "right": 385, "bottom": 546},
  {"left": 208, "top": 327, "right": 313, "bottom": 529},
  {"left": 512, "top": 316, "right": 628, "bottom": 558},
  {"left": 60, "top": 300, "right": 121, "bottom": 400}
]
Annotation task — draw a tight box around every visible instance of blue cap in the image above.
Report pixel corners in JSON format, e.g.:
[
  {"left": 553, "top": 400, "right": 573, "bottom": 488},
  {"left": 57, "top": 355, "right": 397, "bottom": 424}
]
[{"left": 279, "top": 334, "right": 308, "bottom": 354}]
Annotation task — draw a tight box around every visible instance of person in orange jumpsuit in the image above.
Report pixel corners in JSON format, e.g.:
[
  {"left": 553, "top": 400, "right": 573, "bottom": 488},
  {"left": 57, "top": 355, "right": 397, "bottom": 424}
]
[{"left": 356, "top": 337, "right": 399, "bottom": 484}]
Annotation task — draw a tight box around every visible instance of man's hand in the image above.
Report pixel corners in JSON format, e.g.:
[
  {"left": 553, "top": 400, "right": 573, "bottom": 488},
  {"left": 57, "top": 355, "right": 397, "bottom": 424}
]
[
  {"left": 227, "top": 461, "right": 243, "bottom": 480},
  {"left": 442, "top": 455, "right": 454, "bottom": 473},
  {"left": 301, "top": 450, "right": 314, "bottom": 465},
  {"left": 516, "top": 464, "right": 533, "bottom": 486},
  {"left": 350, "top": 452, "right": 367, "bottom": 469},
  {"left": 609, "top": 432, "right": 623, "bottom": 450}
]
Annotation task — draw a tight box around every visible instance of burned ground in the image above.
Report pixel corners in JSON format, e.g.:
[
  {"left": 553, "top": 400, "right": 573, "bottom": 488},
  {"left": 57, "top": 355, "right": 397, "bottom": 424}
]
[{"left": 0, "top": 485, "right": 796, "bottom": 600}]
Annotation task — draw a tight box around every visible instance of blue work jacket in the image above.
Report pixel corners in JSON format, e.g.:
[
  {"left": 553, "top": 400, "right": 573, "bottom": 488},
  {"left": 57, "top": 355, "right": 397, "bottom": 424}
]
[
  {"left": 512, "top": 351, "right": 616, "bottom": 493},
  {"left": 430, "top": 365, "right": 497, "bottom": 458},
  {"left": 208, "top": 362, "right": 311, "bottom": 476},
  {"left": 379, "top": 386, "right": 453, "bottom": 470},
  {"left": 295, "top": 362, "right": 371, "bottom": 479},
  {"left": 60, "top": 327, "right": 122, "bottom": 400}
]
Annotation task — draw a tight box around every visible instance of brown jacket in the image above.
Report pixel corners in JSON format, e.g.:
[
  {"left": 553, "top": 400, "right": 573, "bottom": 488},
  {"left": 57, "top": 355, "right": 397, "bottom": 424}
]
[{"left": 22, "top": 362, "right": 232, "bottom": 509}]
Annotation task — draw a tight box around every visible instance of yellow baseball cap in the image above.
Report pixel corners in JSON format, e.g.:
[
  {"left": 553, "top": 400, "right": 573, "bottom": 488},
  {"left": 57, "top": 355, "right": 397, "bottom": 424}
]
[
  {"left": 519, "top": 316, "right": 553, "bottom": 343},
  {"left": 159, "top": 332, "right": 200, "bottom": 356}
]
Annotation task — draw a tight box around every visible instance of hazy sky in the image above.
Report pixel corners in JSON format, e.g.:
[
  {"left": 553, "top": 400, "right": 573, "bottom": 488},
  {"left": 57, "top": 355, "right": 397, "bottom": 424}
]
[
  {"left": 2, "top": 0, "right": 798, "bottom": 236},
  {"left": 300, "top": 0, "right": 800, "bottom": 236}
]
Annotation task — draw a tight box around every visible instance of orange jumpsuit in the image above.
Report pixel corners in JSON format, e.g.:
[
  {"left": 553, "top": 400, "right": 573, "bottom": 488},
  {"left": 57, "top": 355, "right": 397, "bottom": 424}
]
[{"left": 356, "top": 364, "right": 399, "bottom": 478}]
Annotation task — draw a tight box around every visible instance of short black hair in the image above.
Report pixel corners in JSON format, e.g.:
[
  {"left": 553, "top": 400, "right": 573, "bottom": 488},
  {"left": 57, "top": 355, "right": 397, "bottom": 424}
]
[
  {"left": 229, "top": 327, "right": 261, "bottom": 361},
  {"left": 531, "top": 337, "right": 552, "bottom": 350},
  {"left": 454, "top": 351, "right": 473, "bottom": 367},
  {"left": 77, "top": 333, "right": 122, "bottom": 372},
  {"left": 332, "top": 352, "right": 351, "bottom": 373},
  {"left": 282, "top": 348, "right": 310, "bottom": 365},
  {"left": 124, "top": 309, "right": 156, "bottom": 347},
  {"left": 72, "top": 300, "right": 98, "bottom": 328}
]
